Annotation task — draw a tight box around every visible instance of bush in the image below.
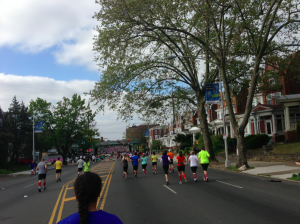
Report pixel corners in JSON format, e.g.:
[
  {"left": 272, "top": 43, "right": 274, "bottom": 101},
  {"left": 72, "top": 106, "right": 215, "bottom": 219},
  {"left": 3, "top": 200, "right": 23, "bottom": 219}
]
[
  {"left": 244, "top": 134, "right": 269, "bottom": 150},
  {"left": 180, "top": 142, "right": 191, "bottom": 151}
]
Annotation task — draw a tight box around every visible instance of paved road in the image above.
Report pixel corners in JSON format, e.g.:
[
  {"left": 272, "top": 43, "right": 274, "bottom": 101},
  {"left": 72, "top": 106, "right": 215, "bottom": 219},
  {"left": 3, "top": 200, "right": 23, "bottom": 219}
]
[{"left": 1, "top": 158, "right": 300, "bottom": 224}]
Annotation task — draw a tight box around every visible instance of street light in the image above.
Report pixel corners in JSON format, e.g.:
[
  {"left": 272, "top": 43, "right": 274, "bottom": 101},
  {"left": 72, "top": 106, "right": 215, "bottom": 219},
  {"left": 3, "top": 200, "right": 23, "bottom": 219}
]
[
  {"left": 167, "top": 54, "right": 230, "bottom": 167},
  {"left": 189, "top": 127, "right": 201, "bottom": 145}
]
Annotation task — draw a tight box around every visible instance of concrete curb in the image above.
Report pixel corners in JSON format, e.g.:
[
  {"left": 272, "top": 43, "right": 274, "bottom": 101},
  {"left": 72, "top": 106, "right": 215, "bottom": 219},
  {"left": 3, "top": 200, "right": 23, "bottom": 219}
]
[{"left": 210, "top": 167, "right": 300, "bottom": 184}]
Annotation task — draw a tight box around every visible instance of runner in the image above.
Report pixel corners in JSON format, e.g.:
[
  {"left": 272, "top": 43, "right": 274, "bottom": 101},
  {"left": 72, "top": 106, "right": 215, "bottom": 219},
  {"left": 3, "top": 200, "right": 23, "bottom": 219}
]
[
  {"left": 58, "top": 172, "right": 123, "bottom": 224},
  {"left": 77, "top": 156, "right": 84, "bottom": 176},
  {"left": 198, "top": 147, "right": 210, "bottom": 182},
  {"left": 83, "top": 157, "right": 91, "bottom": 173},
  {"left": 176, "top": 151, "right": 187, "bottom": 184},
  {"left": 141, "top": 154, "right": 148, "bottom": 175},
  {"left": 54, "top": 157, "right": 63, "bottom": 182},
  {"left": 185, "top": 151, "right": 190, "bottom": 165},
  {"left": 151, "top": 152, "right": 158, "bottom": 174},
  {"left": 121, "top": 154, "right": 129, "bottom": 179},
  {"left": 188, "top": 151, "right": 199, "bottom": 182},
  {"left": 29, "top": 161, "right": 35, "bottom": 177},
  {"left": 92, "top": 155, "right": 96, "bottom": 165},
  {"left": 36, "top": 158, "right": 47, "bottom": 192},
  {"left": 167, "top": 149, "right": 174, "bottom": 172},
  {"left": 131, "top": 152, "right": 140, "bottom": 178},
  {"left": 160, "top": 150, "right": 171, "bottom": 185}
]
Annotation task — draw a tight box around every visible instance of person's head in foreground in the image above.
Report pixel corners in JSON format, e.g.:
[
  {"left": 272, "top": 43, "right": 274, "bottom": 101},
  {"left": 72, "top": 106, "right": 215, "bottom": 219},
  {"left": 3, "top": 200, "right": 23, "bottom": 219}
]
[{"left": 58, "top": 172, "right": 122, "bottom": 224}]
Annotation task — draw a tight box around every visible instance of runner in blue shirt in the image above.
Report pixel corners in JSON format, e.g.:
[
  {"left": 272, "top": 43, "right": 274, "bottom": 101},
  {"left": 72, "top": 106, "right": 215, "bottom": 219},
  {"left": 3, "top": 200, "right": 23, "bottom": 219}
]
[
  {"left": 58, "top": 172, "right": 122, "bottom": 224},
  {"left": 29, "top": 161, "right": 35, "bottom": 176},
  {"left": 131, "top": 152, "right": 140, "bottom": 178}
]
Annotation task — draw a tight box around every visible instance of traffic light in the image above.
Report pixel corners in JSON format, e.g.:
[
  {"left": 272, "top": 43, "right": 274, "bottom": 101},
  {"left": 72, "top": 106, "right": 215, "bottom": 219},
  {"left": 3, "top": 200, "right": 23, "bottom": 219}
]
[
  {"left": 127, "top": 139, "right": 129, "bottom": 142},
  {"left": 90, "top": 138, "right": 92, "bottom": 142},
  {"left": 101, "top": 137, "right": 103, "bottom": 142},
  {"left": 196, "top": 140, "right": 198, "bottom": 144}
]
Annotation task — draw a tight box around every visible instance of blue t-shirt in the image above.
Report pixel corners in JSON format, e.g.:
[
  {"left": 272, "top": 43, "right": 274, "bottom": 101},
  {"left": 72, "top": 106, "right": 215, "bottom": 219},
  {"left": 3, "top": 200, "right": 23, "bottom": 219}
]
[
  {"left": 131, "top": 156, "right": 139, "bottom": 166},
  {"left": 58, "top": 210, "right": 123, "bottom": 224},
  {"left": 141, "top": 157, "right": 147, "bottom": 165},
  {"left": 30, "top": 163, "right": 35, "bottom": 169}
]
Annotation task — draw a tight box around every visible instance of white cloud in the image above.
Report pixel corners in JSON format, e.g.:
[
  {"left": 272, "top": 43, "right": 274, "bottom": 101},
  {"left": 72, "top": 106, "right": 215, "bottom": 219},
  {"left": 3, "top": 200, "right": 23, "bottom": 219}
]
[
  {"left": 0, "top": 73, "right": 129, "bottom": 140},
  {"left": 0, "top": 0, "right": 100, "bottom": 70}
]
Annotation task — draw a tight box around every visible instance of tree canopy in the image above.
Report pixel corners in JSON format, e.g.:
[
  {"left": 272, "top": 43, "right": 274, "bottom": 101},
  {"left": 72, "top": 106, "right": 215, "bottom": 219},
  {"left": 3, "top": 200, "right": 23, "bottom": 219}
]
[{"left": 29, "top": 94, "right": 99, "bottom": 164}]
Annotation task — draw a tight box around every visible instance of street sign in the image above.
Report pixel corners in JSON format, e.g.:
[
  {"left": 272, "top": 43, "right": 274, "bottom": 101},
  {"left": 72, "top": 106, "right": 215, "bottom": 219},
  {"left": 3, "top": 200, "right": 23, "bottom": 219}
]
[
  {"left": 144, "top": 130, "right": 149, "bottom": 137},
  {"left": 34, "top": 121, "right": 43, "bottom": 133},
  {"left": 223, "top": 134, "right": 227, "bottom": 140},
  {"left": 205, "top": 83, "right": 220, "bottom": 104}
]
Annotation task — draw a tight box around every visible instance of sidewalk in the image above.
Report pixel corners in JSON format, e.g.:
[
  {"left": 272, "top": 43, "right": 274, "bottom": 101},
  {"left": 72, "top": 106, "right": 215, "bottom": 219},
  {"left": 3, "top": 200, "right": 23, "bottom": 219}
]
[{"left": 215, "top": 156, "right": 300, "bottom": 181}]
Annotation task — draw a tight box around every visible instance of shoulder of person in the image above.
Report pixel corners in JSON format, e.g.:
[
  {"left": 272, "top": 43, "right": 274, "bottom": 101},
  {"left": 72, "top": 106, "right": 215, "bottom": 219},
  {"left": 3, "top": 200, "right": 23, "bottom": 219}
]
[
  {"left": 99, "top": 211, "right": 123, "bottom": 224},
  {"left": 57, "top": 212, "right": 80, "bottom": 224}
]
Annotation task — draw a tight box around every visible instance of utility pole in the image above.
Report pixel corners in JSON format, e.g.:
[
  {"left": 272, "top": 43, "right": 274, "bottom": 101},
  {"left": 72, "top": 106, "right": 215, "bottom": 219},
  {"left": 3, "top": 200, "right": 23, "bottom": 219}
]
[{"left": 219, "top": 70, "right": 230, "bottom": 167}]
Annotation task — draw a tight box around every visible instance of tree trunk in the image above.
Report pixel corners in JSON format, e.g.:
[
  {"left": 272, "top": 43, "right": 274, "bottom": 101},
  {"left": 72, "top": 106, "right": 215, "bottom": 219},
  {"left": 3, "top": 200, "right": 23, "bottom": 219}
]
[
  {"left": 236, "top": 131, "right": 249, "bottom": 168},
  {"left": 62, "top": 152, "right": 67, "bottom": 165},
  {"left": 197, "top": 95, "right": 217, "bottom": 161}
]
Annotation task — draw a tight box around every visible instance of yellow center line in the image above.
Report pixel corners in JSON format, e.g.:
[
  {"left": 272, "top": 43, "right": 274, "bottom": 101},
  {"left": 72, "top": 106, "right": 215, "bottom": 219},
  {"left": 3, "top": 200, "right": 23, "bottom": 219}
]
[
  {"left": 96, "top": 162, "right": 115, "bottom": 208},
  {"left": 100, "top": 162, "right": 115, "bottom": 210},
  {"left": 48, "top": 185, "right": 65, "bottom": 224},
  {"left": 64, "top": 196, "right": 76, "bottom": 202},
  {"left": 56, "top": 182, "right": 69, "bottom": 223}
]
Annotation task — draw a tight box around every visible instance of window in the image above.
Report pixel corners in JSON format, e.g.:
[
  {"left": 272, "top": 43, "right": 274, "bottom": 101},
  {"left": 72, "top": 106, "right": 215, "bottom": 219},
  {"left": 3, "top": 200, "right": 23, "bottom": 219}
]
[
  {"left": 159, "top": 130, "right": 161, "bottom": 134},
  {"left": 155, "top": 130, "right": 157, "bottom": 134},
  {"left": 267, "top": 94, "right": 273, "bottom": 105}
]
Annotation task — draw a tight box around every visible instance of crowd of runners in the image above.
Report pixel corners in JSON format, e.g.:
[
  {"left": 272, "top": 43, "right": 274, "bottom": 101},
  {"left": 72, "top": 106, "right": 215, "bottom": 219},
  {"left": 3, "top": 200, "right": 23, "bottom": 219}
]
[{"left": 120, "top": 147, "right": 210, "bottom": 185}]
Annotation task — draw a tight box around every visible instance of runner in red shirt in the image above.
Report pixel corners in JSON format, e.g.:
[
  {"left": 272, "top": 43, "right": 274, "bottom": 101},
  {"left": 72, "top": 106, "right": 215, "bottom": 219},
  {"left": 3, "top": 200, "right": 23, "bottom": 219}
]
[{"left": 176, "top": 151, "right": 187, "bottom": 184}]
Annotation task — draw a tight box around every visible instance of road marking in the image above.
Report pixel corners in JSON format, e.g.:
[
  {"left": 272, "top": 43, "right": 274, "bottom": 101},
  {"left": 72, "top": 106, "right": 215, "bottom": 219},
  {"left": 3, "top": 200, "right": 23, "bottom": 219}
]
[
  {"left": 96, "top": 162, "right": 115, "bottom": 208},
  {"left": 64, "top": 196, "right": 76, "bottom": 202},
  {"left": 163, "top": 185, "right": 177, "bottom": 194},
  {"left": 216, "top": 180, "right": 243, "bottom": 189},
  {"left": 100, "top": 162, "right": 115, "bottom": 210},
  {"left": 48, "top": 185, "right": 65, "bottom": 224},
  {"left": 24, "top": 182, "right": 38, "bottom": 188},
  {"left": 56, "top": 182, "right": 68, "bottom": 223}
]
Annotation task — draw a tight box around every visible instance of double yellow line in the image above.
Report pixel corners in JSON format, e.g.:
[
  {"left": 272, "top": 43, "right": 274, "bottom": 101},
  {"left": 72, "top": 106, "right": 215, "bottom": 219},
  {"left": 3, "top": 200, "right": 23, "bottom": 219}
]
[{"left": 48, "top": 161, "right": 115, "bottom": 224}]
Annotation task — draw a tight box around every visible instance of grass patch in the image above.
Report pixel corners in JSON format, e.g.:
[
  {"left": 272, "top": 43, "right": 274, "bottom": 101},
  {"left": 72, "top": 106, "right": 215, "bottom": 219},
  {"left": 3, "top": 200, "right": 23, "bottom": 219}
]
[
  {"left": 0, "top": 165, "right": 30, "bottom": 174},
  {"left": 226, "top": 165, "right": 239, "bottom": 172},
  {"left": 0, "top": 169, "right": 14, "bottom": 174},
  {"left": 287, "top": 173, "right": 300, "bottom": 181},
  {"left": 272, "top": 142, "right": 300, "bottom": 154},
  {"left": 258, "top": 174, "right": 271, "bottom": 177}
]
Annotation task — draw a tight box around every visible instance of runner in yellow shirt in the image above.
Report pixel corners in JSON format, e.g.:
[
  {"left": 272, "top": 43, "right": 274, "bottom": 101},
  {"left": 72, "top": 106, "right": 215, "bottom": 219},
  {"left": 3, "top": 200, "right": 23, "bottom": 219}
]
[
  {"left": 54, "top": 157, "right": 63, "bottom": 182},
  {"left": 151, "top": 152, "right": 158, "bottom": 174}
]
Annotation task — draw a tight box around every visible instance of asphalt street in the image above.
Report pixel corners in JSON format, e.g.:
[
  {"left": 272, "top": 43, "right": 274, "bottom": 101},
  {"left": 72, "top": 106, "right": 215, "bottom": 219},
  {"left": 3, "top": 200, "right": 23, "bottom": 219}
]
[{"left": 1, "top": 158, "right": 300, "bottom": 224}]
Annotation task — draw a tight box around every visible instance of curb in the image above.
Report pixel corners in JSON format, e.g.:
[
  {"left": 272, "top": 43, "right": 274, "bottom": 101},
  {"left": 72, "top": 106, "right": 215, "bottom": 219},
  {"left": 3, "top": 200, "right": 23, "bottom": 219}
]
[{"left": 210, "top": 167, "right": 300, "bottom": 184}]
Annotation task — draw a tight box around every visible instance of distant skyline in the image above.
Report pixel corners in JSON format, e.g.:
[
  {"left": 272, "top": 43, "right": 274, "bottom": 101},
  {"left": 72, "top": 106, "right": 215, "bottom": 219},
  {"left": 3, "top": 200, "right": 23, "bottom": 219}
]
[{"left": 0, "top": 0, "right": 140, "bottom": 140}]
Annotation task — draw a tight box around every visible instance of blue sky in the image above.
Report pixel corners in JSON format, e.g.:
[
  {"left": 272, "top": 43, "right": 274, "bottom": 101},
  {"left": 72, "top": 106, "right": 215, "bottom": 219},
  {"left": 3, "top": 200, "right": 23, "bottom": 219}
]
[
  {"left": 0, "top": 46, "right": 99, "bottom": 81},
  {"left": 0, "top": 0, "right": 135, "bottom": 140}
]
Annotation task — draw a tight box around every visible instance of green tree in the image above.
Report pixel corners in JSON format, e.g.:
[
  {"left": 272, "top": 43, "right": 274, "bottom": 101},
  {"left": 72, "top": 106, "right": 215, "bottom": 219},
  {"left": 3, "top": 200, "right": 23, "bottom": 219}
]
[
  {"left": 151, "top": 140, "right": 162, "bottom": 151},
  {"left": 6, "top": 97, "right": 32, "bottom": 165},
  {"left": 90, "top": 0, "right": 225, "bottom": 161},
  {"left": 29, "top": 94, "right": 99, "bottom": 165}
]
